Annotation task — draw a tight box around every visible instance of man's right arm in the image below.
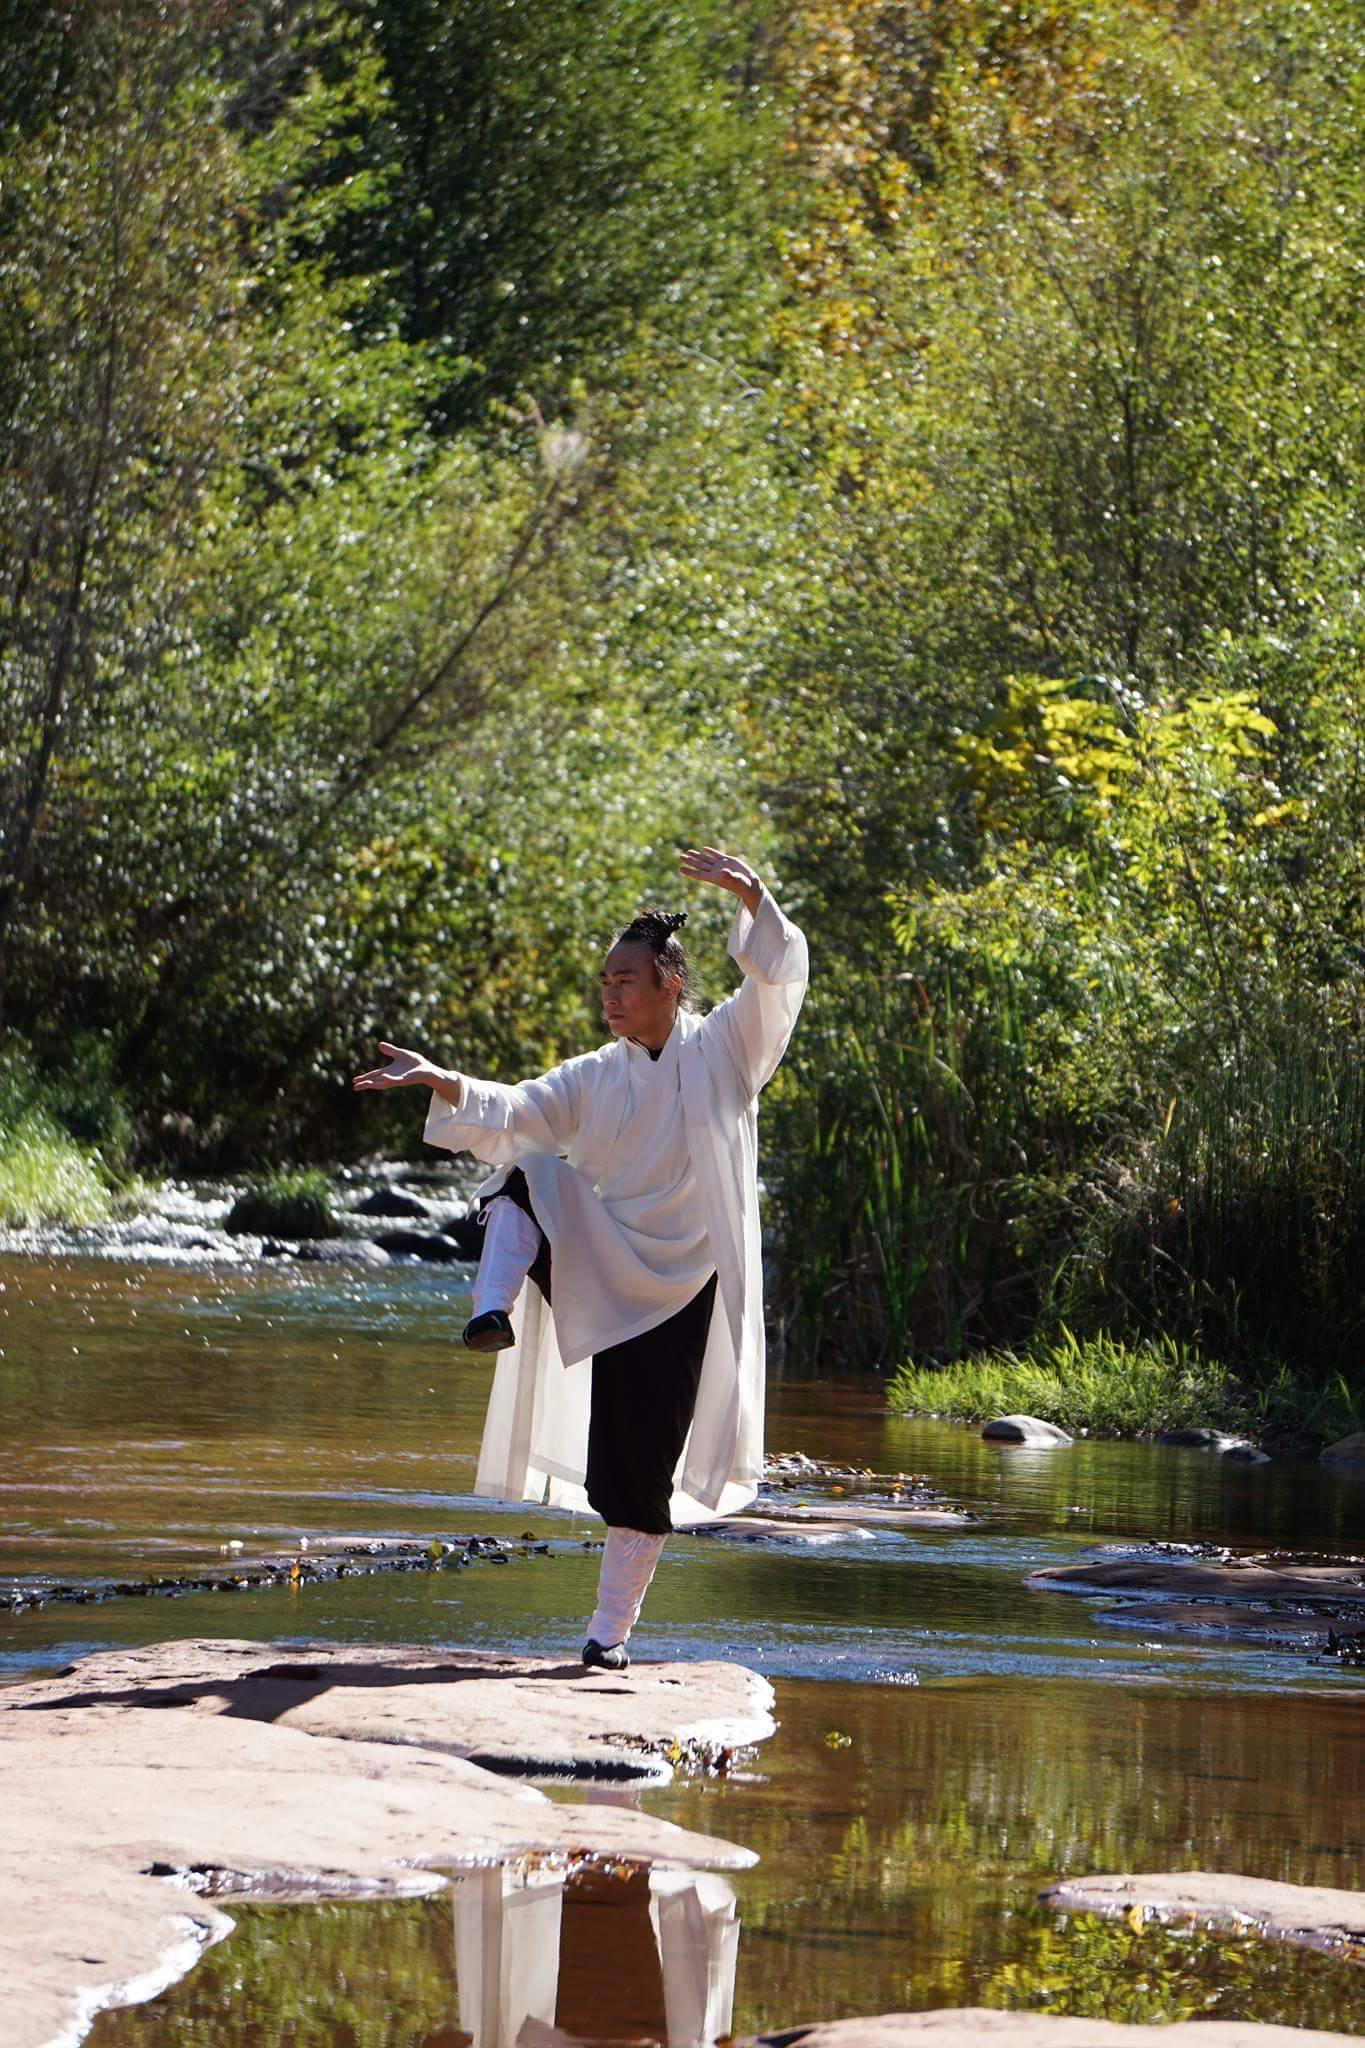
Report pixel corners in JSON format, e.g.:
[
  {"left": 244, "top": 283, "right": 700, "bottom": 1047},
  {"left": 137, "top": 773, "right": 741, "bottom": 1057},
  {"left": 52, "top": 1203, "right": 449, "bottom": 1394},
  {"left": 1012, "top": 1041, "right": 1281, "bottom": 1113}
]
[
  {"left": 422, "top": 1056, "right": 586, "bottom": 1165},
  {"left": 427, "top": 1069, "right": 465, "bottom": 1110}
]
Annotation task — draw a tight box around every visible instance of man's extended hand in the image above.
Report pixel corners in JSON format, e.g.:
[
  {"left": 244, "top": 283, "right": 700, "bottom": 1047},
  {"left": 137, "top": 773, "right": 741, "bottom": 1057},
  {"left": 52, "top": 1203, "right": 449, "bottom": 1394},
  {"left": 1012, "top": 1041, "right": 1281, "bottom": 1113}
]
[
  {"left": 679, "top": 846, "right": 762, "bottom": 916},
  {"left": 352, "top": 1043, "right": 462, "bottom": 1105}
]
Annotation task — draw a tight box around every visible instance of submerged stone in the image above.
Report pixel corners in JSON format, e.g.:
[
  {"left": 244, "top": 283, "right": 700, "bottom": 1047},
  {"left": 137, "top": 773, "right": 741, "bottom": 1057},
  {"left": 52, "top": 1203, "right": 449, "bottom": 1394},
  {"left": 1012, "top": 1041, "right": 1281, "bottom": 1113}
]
[
  {"left": 1094, "top": 1600, "right": 1364, "bottom": 1648},
  {"left": 294, "top": 1238, "right": 391, "bottom": 1267},
  {"left": 371, "top": 1228, "right": 471, "bottom": 1262},
  {"left": 1157, "top": 1427, "right": 1241, "bottom": 1449},
  {"left": 1026, "top": 1556, "right": 1365, "bottom": 1607},
  {"left": 722, "top": 1498, "right": 972, "bottom": 1531}
]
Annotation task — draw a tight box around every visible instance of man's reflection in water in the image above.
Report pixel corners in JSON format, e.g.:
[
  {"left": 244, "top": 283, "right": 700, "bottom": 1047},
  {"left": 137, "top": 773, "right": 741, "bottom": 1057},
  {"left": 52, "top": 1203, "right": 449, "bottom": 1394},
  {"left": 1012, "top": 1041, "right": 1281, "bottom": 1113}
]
[{"left": 440, "top": 1862, "right": 739, "bottom": 2048}]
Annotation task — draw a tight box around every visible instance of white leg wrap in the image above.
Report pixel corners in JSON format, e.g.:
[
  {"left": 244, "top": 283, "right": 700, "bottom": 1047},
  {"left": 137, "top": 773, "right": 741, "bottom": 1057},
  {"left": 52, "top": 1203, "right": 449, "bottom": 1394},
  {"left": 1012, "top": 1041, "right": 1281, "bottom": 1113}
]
[
  {"left": 588, "top": 1526, "right": 667, "bottom": 1648},
  {"left": 471, "top": 1196, "right": 543, "bottom": 1317}
]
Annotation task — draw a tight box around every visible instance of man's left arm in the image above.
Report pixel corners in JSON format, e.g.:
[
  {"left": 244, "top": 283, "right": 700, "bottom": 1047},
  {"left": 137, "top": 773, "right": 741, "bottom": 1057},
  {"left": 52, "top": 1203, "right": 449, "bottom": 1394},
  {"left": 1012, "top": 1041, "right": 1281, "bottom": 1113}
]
[{"left": 680, "top": 849, "right": 808, "bottom": 1099}]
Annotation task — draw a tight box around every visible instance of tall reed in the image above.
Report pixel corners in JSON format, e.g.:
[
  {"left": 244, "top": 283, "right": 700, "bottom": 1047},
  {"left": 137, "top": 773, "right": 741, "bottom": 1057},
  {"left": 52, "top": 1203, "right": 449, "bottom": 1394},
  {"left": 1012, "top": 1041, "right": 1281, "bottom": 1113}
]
[
  {"left": 1055, "top": 1039, "right": 1365, "bottom": 1374},
  {"left": 768, "top": 965, "right": 1066, "bottom": 1368}
]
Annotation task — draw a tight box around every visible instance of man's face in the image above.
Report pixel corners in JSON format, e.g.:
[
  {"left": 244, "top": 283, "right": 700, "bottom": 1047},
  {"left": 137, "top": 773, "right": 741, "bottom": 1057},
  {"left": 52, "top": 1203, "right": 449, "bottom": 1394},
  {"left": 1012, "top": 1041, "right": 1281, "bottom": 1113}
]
[{"left": 599, "top": 940, "right": 678, "bottom": 1041}]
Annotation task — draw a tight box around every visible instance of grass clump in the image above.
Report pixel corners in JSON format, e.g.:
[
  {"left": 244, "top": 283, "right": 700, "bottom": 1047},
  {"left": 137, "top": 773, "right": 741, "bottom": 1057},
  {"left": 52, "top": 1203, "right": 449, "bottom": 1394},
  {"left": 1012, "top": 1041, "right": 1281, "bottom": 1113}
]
[
  {"left": 226, "top": 1167, "right": 339, "bottom": 1239},
  {"left": 889, "top": 1328, "right": 1238, "bottom": 1437},
  {"left": 0, "top": 1041, "right": 115, "bottom": 1227},
  {"left": 887, "top": 1326, "right": 1365, "bottom": 1442},
  {"left": 0, "top": 1111, "right": 113, "bottom": 1227}
]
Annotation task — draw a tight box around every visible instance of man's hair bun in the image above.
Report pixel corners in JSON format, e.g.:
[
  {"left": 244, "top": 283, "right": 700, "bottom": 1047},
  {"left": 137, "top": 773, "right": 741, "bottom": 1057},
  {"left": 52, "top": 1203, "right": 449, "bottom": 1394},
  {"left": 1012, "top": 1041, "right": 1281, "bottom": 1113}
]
[
  {"left": 621, "top": 907, "right": 688, "bottom": 947},
  {"left": 609, "top": 905, "right": 698, "bottom": 1008}
]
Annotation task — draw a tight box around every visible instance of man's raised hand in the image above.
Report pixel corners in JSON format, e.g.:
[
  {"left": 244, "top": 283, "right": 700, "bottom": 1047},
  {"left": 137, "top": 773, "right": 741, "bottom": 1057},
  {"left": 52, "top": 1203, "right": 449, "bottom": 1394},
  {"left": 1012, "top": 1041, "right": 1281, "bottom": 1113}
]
[
  {"left": 679, "top": 846, "right": 762, "bottom": 915},
  {"left": 352, "top": 1042, "right": 445, "bottom": 1092}
]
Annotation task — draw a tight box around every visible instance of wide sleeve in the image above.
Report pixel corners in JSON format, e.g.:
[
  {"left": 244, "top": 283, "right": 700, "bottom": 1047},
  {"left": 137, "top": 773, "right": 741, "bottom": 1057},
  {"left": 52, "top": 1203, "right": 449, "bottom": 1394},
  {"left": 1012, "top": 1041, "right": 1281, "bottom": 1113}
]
[
  {"left": 421, "top": 1054, "right": 586, "bottom": 1167},
  {"left": 699, "top": 882, "right": 809, "bottom": 1099}
]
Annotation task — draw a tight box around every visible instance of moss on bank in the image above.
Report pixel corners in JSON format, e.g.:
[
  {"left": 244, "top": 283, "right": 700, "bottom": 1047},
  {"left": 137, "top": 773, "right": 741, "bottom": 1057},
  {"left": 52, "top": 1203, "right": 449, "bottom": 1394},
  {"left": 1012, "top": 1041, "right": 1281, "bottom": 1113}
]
[{"left": 887, "top": 1328, "right": 1364, "bottom": 1445}]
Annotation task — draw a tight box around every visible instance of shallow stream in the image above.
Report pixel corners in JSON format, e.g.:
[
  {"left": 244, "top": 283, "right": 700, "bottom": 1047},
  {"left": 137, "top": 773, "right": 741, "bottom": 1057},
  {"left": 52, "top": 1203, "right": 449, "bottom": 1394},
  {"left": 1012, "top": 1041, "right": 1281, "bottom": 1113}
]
[{"left": 3, "top": 1244, "right": 1363, "bottom": 2040}]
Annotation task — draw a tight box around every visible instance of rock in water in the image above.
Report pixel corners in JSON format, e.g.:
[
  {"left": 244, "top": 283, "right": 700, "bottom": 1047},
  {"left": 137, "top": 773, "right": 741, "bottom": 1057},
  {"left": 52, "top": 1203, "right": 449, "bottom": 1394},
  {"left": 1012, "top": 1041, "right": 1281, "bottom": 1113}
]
[
  {"left": 758, "top": 2014, "right": 1358, "bottom": 2045},
  {"left": 981, "top": 1415, "right": 1074, "bottom": 1446},
  {"left": 1157, "top": 1427, "right": 1240, "bottom": 1449},
  {"left": 353, "top": 1188, "right": 432, "bottom": 1219},
  {"left": 1321, "top": 1432, "right": 1365, "bottom": 1466},
  {"left": 372, "top": 1229, "right": 471, "bottom": 1263},
  {"left": 294, "top": 1239, "right": 391, "bottom": 1267},
  {"left": 1041, "top": 1870, "right": 1365, "bottom": 1959},
  {"left": 0, "top": 1640, "right": 773, "bottom": 2048}
]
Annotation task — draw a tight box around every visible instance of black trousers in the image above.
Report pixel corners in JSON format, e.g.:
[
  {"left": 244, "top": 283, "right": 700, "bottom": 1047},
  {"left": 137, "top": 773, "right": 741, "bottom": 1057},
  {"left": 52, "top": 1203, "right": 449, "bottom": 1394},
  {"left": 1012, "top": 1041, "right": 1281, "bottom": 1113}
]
[{"left": 478, "top": 1168, "right": 716, "bottom": 1536}]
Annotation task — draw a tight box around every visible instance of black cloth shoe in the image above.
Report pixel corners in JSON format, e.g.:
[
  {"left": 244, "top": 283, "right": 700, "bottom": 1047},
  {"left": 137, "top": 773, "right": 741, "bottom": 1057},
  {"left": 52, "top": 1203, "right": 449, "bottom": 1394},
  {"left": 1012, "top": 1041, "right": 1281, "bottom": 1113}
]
[
  {"left": 581, "top": 1638, "right": 629, "bottom": 1671},
  {"left": 461, "top": 1309, "right": 515, "bottom": 1352}
]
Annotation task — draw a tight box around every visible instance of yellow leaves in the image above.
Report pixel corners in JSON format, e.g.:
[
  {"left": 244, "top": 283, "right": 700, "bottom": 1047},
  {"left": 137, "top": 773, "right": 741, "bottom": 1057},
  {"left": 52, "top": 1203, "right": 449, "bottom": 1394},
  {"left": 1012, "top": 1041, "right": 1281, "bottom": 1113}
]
[
  {"left": 959, "top": 674, "right": 1286, "bottom": 857},
  {"left": 957, "top": 673, "right": 1134, "bottom": 829},
  {"left": 1250, "top": 801, "right": 1305, "bottom": 830}
]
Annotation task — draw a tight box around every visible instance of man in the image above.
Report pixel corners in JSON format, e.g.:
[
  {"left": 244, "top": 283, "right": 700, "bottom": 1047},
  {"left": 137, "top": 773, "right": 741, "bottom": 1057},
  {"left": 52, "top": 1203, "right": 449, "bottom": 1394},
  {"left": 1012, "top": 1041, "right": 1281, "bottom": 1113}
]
[{"left": 353, "top": 845, "right": 808, "bottom": 1667}]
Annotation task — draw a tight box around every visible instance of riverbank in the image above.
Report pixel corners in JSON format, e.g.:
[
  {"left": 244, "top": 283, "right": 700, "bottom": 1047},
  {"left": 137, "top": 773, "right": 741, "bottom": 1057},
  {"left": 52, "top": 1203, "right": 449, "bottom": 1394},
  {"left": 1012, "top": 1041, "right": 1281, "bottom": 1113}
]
[{"left": 887, "top": 1330, "right": 1365, "bottom": 1450}]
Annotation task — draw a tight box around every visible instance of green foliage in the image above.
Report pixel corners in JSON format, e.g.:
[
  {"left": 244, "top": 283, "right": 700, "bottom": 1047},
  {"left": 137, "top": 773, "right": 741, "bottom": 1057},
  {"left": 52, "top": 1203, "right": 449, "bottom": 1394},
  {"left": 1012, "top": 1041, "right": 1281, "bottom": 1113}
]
[
  {"left": 761, "top": 0, "right": 1365, "bottom": 1380},
  {"left": 889, "top": 1329, "right": 1247, "bottom": 1438},
  {"left": 225, "top": 1168, "right": 339, "bottom": 1240},
  {"left": 355, "top": 0, "right": 781, "bottom": 419}
]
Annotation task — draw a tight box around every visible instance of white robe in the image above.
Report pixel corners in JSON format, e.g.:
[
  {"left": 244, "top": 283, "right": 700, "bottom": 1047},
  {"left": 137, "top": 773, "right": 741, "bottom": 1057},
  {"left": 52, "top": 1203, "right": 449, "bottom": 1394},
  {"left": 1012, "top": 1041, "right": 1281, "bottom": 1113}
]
[
  {"left": 422, "top": 882, "right": 809, "bottom": 1524},
  {"left": 498, "top": 1020, "right": 716, "bottom": 1365}
]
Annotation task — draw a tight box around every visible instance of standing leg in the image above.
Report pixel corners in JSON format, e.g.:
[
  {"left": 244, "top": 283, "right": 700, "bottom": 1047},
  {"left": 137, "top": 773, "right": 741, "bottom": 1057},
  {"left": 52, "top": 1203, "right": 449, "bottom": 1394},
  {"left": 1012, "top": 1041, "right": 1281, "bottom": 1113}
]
[
  {"left": 581, "top": 1273, "right": 717, "bottom": 1667},
  {"left": 584, "top": 1527, "right": 668, "bottom": 1667}
]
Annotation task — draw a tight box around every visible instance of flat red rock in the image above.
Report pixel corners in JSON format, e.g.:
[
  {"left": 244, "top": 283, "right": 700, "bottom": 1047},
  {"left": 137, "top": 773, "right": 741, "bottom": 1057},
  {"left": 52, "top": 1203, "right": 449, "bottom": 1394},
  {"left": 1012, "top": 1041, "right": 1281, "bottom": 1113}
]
[
  {"left": 1027, "top": 1558, "right": 1365, "bottom": 1606},
  {"left": 1041, "top": 1872, "right": 1365, "bottom": 1959},
  {"left": 0, "top": 1638, "right": 773, "bottom": 2048},
  {"left": 755, "top": 2009, "right": 1358, "bottom": 2044}
]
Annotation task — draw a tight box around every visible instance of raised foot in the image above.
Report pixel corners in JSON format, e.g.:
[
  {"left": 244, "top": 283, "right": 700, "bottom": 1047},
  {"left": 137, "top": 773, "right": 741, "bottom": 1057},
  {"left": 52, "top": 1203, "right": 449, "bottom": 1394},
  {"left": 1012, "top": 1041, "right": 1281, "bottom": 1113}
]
[{"left": 461, "top": 1310, "right": 515, "bottom": 1352}]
